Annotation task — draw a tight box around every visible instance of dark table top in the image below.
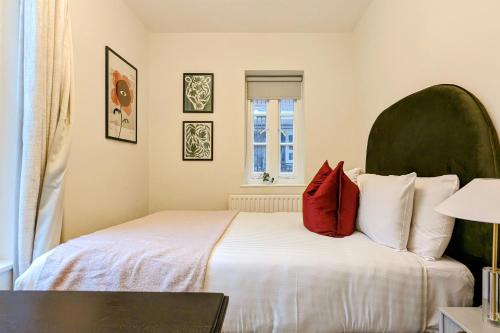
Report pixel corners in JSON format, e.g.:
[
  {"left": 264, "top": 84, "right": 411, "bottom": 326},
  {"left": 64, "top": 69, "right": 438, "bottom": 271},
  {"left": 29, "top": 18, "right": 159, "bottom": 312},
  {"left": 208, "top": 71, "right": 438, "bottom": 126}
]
[{"left": 0, "top": 291, "right": 228, "bottom": 333}]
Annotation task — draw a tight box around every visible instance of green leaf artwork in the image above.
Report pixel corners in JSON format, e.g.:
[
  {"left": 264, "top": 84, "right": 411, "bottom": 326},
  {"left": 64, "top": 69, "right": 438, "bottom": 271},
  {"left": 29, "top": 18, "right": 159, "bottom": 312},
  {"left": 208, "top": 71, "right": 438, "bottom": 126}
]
[
  {"left": 183, "top": 122, "right": 213, "bottom": 160},
  {"left": 183, "top": 73, "right": 214, "bottom": 113}
]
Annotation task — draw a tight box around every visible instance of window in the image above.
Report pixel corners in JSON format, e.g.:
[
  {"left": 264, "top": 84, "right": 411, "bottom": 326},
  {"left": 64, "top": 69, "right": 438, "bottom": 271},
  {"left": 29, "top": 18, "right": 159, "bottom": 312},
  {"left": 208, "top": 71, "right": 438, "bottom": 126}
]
[
  {"left": 0, "top": 0, "right": 20, "bottom": 280},
  {"left": 245, "top": 71, "right": 304, "bottom": 184}
]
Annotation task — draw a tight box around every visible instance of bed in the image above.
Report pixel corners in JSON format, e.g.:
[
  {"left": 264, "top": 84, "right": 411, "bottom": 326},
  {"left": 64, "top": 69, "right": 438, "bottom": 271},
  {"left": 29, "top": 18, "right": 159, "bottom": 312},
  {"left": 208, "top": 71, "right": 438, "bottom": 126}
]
[
  {"left": 18, "top": 211, "right": 471, "bottom": 332},
  {"left": 16, "top": 84, "right": 500, "bottom": 332}
]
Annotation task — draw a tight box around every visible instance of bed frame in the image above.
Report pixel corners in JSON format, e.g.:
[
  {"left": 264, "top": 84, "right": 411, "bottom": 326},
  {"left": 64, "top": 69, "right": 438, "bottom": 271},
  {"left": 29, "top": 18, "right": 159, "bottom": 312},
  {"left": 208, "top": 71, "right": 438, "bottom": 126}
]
[{"left": 366, "top": 84, "right": 500, "bottom": 304}]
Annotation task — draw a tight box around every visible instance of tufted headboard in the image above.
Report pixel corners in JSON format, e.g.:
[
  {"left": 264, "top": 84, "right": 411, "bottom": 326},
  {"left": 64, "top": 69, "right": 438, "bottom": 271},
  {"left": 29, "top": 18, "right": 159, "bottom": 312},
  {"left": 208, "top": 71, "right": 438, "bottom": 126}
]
[{"left": 366, "top": 84, "right": 500, "bottom": 304}]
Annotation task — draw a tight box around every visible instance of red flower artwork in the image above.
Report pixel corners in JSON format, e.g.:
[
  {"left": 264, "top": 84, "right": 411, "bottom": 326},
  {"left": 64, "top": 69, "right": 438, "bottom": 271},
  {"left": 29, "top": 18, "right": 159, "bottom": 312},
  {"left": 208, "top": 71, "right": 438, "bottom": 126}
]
[{"left": 110, "top": 70, "right": 134, "bottom": 137}]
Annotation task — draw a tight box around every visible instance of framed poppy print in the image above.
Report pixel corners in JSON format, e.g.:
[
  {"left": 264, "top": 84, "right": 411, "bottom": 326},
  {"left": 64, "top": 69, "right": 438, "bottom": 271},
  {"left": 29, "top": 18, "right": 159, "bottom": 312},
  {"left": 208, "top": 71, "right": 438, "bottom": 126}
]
[
  {"left": 105, "top": 46, "right": 137, "bottom": 143},
  {"left": 183, "top": 121, "right": 214, "bottom": 161},
  {"left": 183, "top": 73, "right": 214, "bottom": 113}
]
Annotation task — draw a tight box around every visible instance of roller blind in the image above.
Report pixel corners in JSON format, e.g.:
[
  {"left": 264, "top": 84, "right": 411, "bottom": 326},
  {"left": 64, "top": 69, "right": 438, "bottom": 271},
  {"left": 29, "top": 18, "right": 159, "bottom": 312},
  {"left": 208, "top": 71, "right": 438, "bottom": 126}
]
[{"left": 246, "top": 74, "right": 302, "bottom": 100}]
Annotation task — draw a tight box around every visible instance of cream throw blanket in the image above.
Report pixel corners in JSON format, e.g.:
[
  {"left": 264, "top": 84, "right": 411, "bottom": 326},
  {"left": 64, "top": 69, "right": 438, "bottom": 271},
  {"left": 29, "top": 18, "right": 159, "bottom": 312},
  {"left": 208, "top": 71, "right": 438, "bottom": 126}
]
[{"left": 34, "top": 210, "right": 238, "bottom": 291}]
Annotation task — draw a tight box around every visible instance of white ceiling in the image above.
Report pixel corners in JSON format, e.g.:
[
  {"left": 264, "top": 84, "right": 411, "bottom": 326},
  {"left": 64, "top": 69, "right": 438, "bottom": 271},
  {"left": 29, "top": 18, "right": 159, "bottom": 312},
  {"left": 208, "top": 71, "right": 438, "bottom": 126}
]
[{"left": 123, "top": 0, "right": 373, "bottom": 33}]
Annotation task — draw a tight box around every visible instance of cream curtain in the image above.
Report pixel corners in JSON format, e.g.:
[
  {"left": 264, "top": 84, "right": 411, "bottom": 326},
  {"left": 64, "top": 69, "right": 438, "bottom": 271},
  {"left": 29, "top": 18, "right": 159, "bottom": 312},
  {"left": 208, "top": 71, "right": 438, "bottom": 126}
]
[{"left": 17, "top": 0, "right": 74, "bottom": 275}]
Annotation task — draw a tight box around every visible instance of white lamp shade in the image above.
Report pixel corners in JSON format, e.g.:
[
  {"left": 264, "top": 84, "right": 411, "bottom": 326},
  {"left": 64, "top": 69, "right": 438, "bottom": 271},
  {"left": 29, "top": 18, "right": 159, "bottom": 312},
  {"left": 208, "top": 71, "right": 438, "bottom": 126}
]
[{"left": 435, "top": 178, "right": 500, "bottom": 224}]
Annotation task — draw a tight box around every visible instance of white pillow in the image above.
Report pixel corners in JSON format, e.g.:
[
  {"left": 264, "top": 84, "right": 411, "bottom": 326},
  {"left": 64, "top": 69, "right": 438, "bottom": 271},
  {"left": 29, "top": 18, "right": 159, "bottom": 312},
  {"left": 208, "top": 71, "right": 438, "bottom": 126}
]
[
  {"left": 407, "top": 175, "right": 459, "bottom": 260},
  {"left": 345, "top": 168, "right": 364, "bottom": 183},
  {"left": 356, "top": 173, "right": 417, "bottom": 250}
]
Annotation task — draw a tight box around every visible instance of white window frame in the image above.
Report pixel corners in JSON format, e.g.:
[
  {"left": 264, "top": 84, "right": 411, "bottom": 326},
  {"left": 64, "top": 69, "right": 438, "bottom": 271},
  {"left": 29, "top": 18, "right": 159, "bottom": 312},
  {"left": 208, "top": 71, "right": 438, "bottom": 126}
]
[
  {"left": 245, "top": 99, "right": 304, "bottom": 185},
  {"left": 1, "top": 0, "right": 21, "bottom": 285}
]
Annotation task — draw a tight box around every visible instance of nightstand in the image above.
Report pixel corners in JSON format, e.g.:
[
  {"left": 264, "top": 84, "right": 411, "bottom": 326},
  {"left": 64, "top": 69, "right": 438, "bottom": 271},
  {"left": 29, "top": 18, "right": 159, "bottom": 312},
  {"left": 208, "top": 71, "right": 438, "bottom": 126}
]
[{"left": 439, "top": 307, "right": 500, "bottom": 333}]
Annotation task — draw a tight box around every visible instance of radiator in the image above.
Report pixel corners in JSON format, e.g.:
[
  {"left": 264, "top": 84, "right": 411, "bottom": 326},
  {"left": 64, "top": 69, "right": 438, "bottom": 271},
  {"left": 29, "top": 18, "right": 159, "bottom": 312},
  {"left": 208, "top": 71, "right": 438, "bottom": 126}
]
[{"left": 228, "top": 194, "right": 302, "bottom": 212}]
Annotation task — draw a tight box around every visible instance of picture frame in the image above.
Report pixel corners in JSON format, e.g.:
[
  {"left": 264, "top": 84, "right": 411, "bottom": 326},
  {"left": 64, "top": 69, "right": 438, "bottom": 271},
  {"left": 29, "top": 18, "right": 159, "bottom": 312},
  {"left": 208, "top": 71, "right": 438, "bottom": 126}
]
[
  {"left": 183, "top": 73, "right": 214, "bottom": 113},
  {"left": 105, "top": 46, "right": 138, "bottom": 143},
  {"left": 183, "top": 121, "right": 214, "bottom": 161}
]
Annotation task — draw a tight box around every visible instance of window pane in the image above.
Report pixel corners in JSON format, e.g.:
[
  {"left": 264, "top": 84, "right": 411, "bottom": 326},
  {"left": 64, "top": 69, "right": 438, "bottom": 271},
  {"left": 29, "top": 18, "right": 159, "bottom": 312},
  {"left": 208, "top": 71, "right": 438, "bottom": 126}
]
[
  {"left": 254, "top": 116, "right": 266, "bottom": 143},
  {"left": 253, "top": 100, "right": 267, "bottom": 143},
  {"left": 280, "top": 99, "right": 294, "bottom": 144},
  {"left": 280, "top": 117, "right": 293, "bottom": 143},
  {"left": 280, "top": 99, "right": 294, "bottom": 174},
  {"left": 280, "top": 99, "right": 294, "bottom": 114},
  {"left": 254, "top": 145, "right": 266, "bottom": 173},
  {"left": 280, "top": 145, "right": 293, "bottom": 173},
  {"left": 252, "top": 100, "right": 267, "bottom": 173}
]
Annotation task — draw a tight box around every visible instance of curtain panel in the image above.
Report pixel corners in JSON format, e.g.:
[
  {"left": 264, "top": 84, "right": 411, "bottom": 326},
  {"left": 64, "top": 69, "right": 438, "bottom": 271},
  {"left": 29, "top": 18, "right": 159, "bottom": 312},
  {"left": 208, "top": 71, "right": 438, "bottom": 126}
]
[{"left": 17, "top": 0, "right": 74, "bottom": 275}]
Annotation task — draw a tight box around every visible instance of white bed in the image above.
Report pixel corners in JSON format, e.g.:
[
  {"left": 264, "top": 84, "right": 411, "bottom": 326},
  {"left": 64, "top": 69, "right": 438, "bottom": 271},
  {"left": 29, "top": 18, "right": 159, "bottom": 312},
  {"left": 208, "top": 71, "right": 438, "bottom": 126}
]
[{"left": 17, "top": 212, "right": 473, "bottom": 333}]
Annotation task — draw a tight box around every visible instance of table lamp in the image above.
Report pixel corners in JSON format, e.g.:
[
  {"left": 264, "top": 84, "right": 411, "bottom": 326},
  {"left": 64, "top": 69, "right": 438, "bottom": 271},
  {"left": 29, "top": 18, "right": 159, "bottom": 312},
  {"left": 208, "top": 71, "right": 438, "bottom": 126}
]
[{"left": 435, "top": 178, "right": 500, "bottom": 324}]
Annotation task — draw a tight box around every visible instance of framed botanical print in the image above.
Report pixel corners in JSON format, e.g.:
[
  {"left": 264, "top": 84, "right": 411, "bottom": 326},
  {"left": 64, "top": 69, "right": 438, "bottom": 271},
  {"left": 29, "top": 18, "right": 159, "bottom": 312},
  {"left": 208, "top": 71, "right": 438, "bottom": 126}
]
[
  {"left": 183, "top": 73, "right": 214, "bottom": 113},
  {"left": 105, "top": 46, "right": 137, "bottom": 143},
  {"left": 183, "top": 121, "right": 214, "bottom": 161}
]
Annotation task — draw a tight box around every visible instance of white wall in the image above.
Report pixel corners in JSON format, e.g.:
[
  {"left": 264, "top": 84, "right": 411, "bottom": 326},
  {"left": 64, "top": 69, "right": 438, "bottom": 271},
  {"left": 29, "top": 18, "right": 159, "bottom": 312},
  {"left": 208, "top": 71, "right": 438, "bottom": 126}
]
[
  {"left": 0, "top": 0, "right": 20, "bottom": 265},
  {"left": 63, "top": 0, "right": 150, "bottom": 240},
  {"left": 64, "top": 0, "right": 500, "bottom": 236},
  {"left": 148, "top": 33, "right": 361, "bottom": 212},
  {"left": 354, "top": 0, "right": 500, "bottom": 165}
]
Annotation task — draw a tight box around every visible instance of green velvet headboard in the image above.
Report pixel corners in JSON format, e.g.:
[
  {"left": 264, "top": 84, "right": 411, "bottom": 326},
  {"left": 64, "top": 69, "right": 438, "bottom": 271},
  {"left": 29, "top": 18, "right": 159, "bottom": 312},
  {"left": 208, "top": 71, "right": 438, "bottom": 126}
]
[{"left": 366, "top": 84, "right": 500, "bottom": 304}]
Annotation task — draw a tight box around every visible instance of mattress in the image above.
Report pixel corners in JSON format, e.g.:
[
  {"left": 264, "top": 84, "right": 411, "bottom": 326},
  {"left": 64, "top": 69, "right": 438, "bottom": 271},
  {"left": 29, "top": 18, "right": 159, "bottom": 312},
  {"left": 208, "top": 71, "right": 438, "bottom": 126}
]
[{"left": 16, "top": 212, "right": 473, "bottom": 333}]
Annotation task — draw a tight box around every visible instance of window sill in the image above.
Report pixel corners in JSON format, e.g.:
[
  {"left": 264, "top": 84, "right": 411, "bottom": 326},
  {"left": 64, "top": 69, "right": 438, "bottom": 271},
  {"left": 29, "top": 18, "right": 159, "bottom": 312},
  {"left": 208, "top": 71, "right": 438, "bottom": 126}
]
[
  {"left": 240, "top": 183, "right": 306, "bottom": 188},
  {"left": 0, "top": 260, "right": 12, "bottom": 274}
]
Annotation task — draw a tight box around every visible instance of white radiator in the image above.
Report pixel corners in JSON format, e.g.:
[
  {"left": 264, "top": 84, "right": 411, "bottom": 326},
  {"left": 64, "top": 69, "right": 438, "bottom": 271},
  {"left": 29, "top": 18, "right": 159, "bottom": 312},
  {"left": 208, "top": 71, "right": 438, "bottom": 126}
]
[{"left": 228, "top": 194, "right": 302, "bottom": 212}]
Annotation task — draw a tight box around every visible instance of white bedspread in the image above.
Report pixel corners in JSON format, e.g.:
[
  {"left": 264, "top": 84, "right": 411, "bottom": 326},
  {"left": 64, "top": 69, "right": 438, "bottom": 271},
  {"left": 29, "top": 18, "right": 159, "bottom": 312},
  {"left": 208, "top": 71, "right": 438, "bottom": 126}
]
[
  {"left": 16, "top": 212, "right": 473, "bottom": 333},
  {"left": 204, "top": 212, "right": 473, "bottom": 333}
]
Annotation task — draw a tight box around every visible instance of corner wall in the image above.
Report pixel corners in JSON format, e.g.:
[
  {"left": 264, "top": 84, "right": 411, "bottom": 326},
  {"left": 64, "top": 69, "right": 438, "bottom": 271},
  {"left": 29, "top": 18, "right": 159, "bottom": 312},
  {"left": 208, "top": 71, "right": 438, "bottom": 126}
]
[
  {"left": 354, "top": 0, "right": 500, "bottom": 165},
  {"left": 65, "top": 0, "right": 500, "bottom": 236},
  {"left": 63, "top": 0, "right": 150, "bottom": 240}
]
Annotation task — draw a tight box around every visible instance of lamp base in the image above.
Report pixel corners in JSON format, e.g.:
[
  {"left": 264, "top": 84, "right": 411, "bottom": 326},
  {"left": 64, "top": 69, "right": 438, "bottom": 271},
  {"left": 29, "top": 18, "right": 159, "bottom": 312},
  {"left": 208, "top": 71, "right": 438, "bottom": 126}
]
[{"left": 482, "top": 267, "right": 500, "bottom": 324}]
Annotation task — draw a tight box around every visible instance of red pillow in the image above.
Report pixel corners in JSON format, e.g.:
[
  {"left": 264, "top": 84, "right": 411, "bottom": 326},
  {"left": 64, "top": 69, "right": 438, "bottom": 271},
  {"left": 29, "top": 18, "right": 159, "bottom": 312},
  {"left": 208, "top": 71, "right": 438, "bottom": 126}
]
[{"left": 302, "top": 161, "right": 359, "bottom": 237}]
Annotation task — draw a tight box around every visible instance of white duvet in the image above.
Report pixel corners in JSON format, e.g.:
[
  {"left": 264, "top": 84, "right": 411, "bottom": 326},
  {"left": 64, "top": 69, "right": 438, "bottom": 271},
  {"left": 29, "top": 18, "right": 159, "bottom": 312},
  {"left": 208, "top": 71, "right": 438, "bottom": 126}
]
[{"left": 16, "top": 212, "right": 473, "bottom": 333}]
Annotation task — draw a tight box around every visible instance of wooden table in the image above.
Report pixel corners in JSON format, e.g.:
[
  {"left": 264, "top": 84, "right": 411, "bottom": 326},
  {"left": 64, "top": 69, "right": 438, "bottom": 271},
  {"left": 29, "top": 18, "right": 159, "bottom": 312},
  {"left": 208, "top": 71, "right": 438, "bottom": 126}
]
[{"left": 0, "top": 291, "right": 228, "bottom": 333}]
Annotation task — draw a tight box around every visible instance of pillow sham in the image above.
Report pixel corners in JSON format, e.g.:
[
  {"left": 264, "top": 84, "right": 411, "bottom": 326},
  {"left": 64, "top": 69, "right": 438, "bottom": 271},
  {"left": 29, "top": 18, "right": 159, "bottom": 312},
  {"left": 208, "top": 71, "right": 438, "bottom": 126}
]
[
  {"left": 345, "top": 168, "right": 364, "bottom": 184},
  {"left": 356, "top": 173, "right": 417, "bottom": 250},
  {"left": 303, "top": 161, "right": 359, "bottom": 237},
  {"left": 407, "top": 175, "right": 459, "bottom": 260}
]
